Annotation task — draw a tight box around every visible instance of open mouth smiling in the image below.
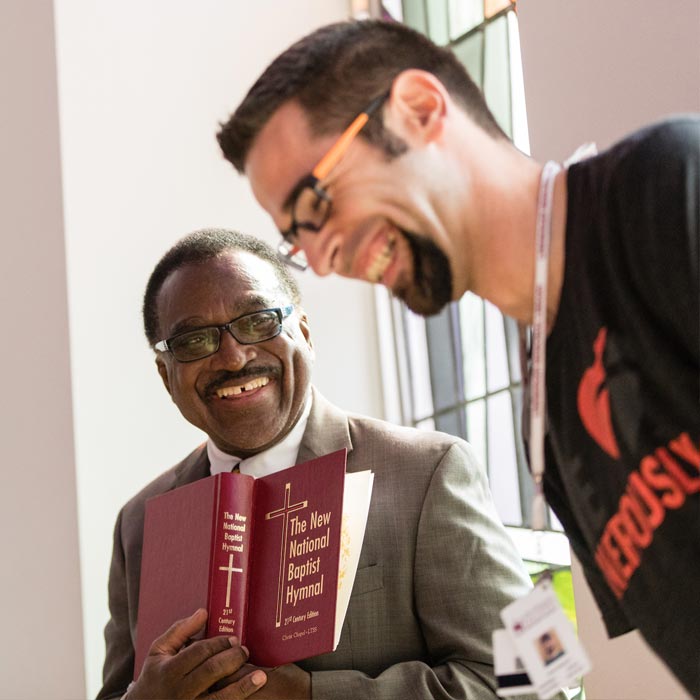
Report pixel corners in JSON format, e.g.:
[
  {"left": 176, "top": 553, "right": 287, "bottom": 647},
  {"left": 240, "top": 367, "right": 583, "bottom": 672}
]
[
  {"left": 205, "top": 367, "right": 279, "bottom": 401},
  {"left": 365, "top": 230, "right": 397, "bottom": 283},
  {"left": 215, "top": 376, "right": 271, "bottom": 398}
]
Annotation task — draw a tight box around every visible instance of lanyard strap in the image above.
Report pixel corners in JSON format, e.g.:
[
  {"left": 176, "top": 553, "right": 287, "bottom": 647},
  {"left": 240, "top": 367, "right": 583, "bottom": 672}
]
[{"left": 529, "top": 160, "right": 562, "bottom": 530}]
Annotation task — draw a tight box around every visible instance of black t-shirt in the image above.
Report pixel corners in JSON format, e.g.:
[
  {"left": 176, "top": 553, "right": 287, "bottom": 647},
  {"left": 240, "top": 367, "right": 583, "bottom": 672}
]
[{"left": 544, "top": 116, "right": 700, "bottom": 695}]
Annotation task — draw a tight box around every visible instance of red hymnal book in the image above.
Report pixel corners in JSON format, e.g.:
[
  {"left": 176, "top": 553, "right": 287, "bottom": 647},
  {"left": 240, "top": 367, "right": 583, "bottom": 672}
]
[{"left": 134, "top": 449, "right": 347, "bottom": 678}]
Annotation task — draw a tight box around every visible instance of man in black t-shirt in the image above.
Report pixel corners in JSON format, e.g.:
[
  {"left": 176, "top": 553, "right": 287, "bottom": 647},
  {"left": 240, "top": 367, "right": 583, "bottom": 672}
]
[
  {"left": 216, "top": 20, "right": 700, "bottom": 695},
  {"left": 540, "top": 118, "right": 700, "bottom": 693}
]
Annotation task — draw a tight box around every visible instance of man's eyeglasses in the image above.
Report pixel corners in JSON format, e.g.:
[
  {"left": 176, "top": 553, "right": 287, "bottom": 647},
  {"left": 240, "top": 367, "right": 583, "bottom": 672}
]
[
  {"left": 154, "top": 305, "right": 294, "bottom": 362},
  {"left": 278, "top": 92, "right": 389, "bottom": 271}
]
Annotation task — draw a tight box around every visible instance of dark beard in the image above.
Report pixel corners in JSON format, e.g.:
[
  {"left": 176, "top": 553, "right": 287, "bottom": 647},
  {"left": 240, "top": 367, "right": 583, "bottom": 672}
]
[{"left": 393, "top": 229, "right": 453, "bottom": 316}]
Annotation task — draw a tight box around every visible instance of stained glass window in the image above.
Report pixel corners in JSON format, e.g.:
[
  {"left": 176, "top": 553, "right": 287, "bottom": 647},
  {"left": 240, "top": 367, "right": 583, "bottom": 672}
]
[
  {"left": 448, "top": 0, "right": 483, "bottom": 39},
  {"left": 483, "top": 14, "right": 512, "bottom": 136},
  {"left": 484, "top": 0, "right": 512, "bottom": 19},
  {"left": 452, "top": 31, "right": 483, "bottom": 87}
]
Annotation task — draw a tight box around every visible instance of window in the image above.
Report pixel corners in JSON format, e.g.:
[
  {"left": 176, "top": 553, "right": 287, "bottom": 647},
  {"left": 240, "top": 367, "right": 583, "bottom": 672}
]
[
  {"left": 372, "top": 0, "right": 575, "bottom": 596},
  {"left": 367, "top": 4, "right": 579, "bottom": 689},
  {"left": 376, "top": 0, "right": 551, "bottom": 531}
]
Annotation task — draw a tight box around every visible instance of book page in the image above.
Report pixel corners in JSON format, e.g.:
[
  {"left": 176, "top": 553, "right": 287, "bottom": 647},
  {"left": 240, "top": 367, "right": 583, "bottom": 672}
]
[{"left": 335, "top": 470, "right": 374, "bottom": 646}]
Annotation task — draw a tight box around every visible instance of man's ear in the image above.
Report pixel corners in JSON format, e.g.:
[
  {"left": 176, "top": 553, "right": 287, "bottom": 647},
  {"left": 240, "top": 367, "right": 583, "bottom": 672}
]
[
  {"left": 156, "top": 356, "right": 173, "bottom": 396},
  {"left": 385, "top": 69, "right": 449, "bottom": 144},
  {"left": 297, "top": 310, "right": 315, "bottom": 359}
]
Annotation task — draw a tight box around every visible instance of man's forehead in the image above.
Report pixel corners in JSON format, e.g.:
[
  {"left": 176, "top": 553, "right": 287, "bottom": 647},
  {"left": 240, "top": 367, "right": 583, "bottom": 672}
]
[
  {"left": 158, "top": 252, "right": 286, "bottom": 319},
  {"left": 172, "top": 250, "right": 278, "bottom": 284},
  {"left": 245, "top": 100, "right": 337, "bottom": 215}
]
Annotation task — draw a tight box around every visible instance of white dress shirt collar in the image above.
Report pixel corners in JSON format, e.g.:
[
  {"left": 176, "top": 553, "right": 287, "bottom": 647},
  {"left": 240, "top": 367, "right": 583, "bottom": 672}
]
[{"left": 207, "top": 390, "right": 312, "bottom": 479}]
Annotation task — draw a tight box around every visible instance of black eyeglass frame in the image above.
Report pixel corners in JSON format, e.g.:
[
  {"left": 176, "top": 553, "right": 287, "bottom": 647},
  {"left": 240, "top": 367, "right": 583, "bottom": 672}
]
[
  {"left": 154, "top": 305, "right": 295, "bottom": 362},
  {"left": 277, "top": 91, "right": 390, "bottom": 270}
]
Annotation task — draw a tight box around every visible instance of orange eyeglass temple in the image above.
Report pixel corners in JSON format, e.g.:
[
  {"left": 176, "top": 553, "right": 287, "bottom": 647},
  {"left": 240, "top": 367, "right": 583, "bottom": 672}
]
[{"left": 312, "top": 112, "right": 370, "bottom": 182}]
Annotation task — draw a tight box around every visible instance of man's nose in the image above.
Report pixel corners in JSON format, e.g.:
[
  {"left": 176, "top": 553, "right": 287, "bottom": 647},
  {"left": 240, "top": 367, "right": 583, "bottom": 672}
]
[
  {"left": 215, "top": 328, "right": 257, "bottom": 368},
  {"left": 300, "top": 228, "right": 342, "bottom": 277}
]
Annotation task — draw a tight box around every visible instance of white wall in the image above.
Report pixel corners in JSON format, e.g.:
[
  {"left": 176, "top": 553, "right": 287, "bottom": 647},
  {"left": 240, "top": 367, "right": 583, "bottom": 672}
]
[
  {"left": 518, "top": 2, "right": 700, "bottom": 698},
  {"left": 518, "top": 0, "right": 700, "bottom": 162},
  {"left": 0, "top": 1, "right": 85, "bottom": 697},
  {"left": 50, "top": 1, "right": 382, "bottom": 697}
]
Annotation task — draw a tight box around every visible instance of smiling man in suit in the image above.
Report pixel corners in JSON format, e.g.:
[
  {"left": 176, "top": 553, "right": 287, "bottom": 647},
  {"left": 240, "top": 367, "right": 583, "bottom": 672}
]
[{"left": 98, "top": 228, "right": 533, "bottom": 700}]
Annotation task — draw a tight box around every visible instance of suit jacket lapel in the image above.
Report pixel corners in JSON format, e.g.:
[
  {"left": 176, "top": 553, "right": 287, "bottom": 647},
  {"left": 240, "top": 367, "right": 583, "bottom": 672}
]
[
  {"left": 297, "top": 388, "right": 353, "bottom": 465},
  {"left": 173, "top": 444, "right": 210, "bottom": 487}
]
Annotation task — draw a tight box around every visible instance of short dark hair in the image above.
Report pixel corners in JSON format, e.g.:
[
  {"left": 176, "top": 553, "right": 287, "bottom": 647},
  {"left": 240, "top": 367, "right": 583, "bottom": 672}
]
[
  {"left": 143, "top": 228, "right": 301, "bottom": 345},
  {"left": 217, "top": 19, "right": 506, "bottom": 173}
]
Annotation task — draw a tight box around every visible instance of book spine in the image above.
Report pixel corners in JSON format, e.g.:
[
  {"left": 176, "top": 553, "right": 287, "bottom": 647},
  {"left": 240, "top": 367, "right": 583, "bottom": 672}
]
[
  {"left": 205, "top": 473, "right": 254, "bottom": 641},
  {"left": 242, "top": 478, "right": 259, "bottom": 647}
]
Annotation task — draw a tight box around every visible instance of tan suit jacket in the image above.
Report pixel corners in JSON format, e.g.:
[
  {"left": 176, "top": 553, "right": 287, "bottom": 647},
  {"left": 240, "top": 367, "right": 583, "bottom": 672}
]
[{"left": 99, "top": 389, "right": 532, "bottom": 699}]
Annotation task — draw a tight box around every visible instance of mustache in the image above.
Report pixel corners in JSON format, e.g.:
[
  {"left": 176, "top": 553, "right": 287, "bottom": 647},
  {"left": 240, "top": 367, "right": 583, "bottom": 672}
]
[{"left": 204, "top": 365, "right": 280, "bottom": 396}]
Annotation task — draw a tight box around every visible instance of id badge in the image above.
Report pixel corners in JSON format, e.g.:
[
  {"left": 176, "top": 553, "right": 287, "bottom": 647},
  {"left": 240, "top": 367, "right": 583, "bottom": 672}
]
[
  {"left": 492, "top": 628, "right": 535, "bottom": 696},
  {"left": 499, "top": 579, "right": 591, "bottom": 699}
]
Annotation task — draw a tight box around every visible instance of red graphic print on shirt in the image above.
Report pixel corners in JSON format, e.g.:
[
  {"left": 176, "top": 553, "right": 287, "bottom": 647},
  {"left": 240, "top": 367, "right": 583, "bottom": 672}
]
[{"left": 577, "top": 327, "right": 621, "bottom": 460}]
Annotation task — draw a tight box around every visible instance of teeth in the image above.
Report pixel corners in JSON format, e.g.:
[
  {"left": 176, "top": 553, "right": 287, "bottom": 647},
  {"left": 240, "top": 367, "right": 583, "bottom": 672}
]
[
  {"left": 216, "top": 376, "right": 270, "bottom": 398},
  {"left": 367, "top": 233, "right": 396, "bottom": 283}
]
